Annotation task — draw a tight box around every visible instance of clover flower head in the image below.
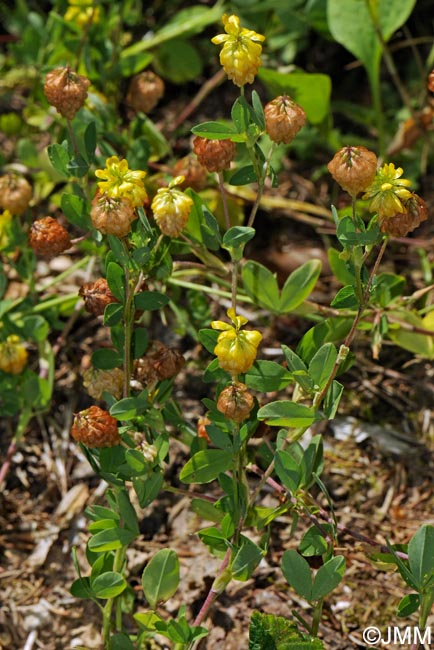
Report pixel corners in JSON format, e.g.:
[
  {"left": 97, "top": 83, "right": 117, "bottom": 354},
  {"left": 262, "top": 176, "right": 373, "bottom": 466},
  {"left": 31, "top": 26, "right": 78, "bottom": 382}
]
[
  {"left": 64, "top": 0, "right": 100, "bottom": 27},
  {"left": 211, "top": 14, "right": 265, "bottom": 87},
  {"left": 95, "top": 156, "right": 147, "bottom": 208},
  {"left": 151, "top": 177, "right": 193, "bottom": 237},
  {"left": 211, "top": 308, "right": 262, "bottom": 375},
  {"left": 363, "top": 162, "right": 412, "bottom": 218},
  {"left": 0, "top": 210, "right": 12, "bottom": 249},
  {"left": 0, "top": 334, "right": 28, "bottom": 375}
]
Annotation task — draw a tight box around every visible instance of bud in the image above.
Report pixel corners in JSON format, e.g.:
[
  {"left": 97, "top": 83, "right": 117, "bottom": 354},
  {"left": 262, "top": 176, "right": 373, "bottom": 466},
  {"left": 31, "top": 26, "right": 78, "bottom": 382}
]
[
  {"left": 78, "top": 278, "right": 118, "bottom": 316},
  {"left": 264, "top": 95, "right": 306, "bottom": 145},
  {"left": 44, "top": 66, "right": 90, "bottom": 120},
  {"left": 133, "top": 340, "right": 185, "bottom": 386},
  {"left": 82, "top": 367, "right": 124, "bottom": 400},
  {"left": 0, "top": 173, "right": 32, "bottom": 215},
  {"left": 193, "top": 136, "right": 236, "bottom": 173},
  {"left": 217, "top": 381, "right": 255, "bottom": 423},
  {"left": 71, "top": 405, "right": 120, "bottom": 448},
  {"left": 0, "top": 335, "right": 28, "bottom": 375},
  {"left": 133, "top": 432, "right": 158, "bottom": 463},
  {"left": 428, "top": 70, "right": 434, "bottom": 93},
  {"left": 90, "top": 192, "right": 137, "bottom": 238},
  {"left": 29, "top": 217, "right": 71, "bottom": 259},
  {"left": 197, "top": 416, "right": 211, "bottom": 443},
  {"left": 126, "top": 70, "right": 165, "bottom": 113},
  {"left": 380, "top": 193, "right": 428, "bottom": 237},
  {"left": 327, "top": 146, "right": 378, "bottom": 197},
  {"left": 151, "top": 178, "right": 193, "bottom": 237},
  {"left": 172, "top": 156, "right": 208, "bottom": 191}
]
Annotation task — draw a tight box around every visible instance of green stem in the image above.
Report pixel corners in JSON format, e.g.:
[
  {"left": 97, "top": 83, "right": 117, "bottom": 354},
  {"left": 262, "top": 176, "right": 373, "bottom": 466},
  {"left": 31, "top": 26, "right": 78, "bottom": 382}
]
[
  {"left": 218, "top": 171, "right": 231, "bottom": 231},
  {"left": 121, "top": 239, "right": 135, "bottom": 398},
  {"left": 311, "top": 598, "right": 324, "bottom": 637},
  {"left": 102, "top": 544, "right": 127, "bottom": 647}
]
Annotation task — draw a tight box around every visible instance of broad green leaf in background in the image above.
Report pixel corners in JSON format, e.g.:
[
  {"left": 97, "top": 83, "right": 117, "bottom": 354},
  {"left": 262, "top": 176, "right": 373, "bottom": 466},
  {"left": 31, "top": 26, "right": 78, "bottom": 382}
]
[
  {"left": 180, "top": 449, "right": 233, "bottom": 483},
  {"left": 106, "top": 262, "right": 125, "bottom": 301},
  {"left": 245, "top": 360, "right": 293, "bottom": 392},
  {"left": 308, "top": 343, "right": 337, "bottom": 391},
  {"left": 91, "top": 571, "right": 127, "bottom": 598},
  {"left": 279, "top": 260, "right": 322, "bottom": 313},
  {"left": 154, "top": 38, "right": 203, "bottom": 83},
  {"left": 242, "top": 260, "right": 280, "bottom": 312},
  {"left": 258, "top": 69, "right": 331, "bottom": 124},
  {"left": 408, "top": 524, "right": 434, "bottom": 591},
  {"left": 387, "top": 310, "right": 434, "bottom": 359},
  {"left": 134, "top": 291, "right": 169, "bottom": 310},
  {"left": 142, "top": 549, "right": 180, "bottom": 610}
]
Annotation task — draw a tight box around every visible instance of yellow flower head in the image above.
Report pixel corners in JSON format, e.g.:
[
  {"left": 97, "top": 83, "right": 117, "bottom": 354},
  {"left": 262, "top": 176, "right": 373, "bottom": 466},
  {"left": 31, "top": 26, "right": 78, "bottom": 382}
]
[
  {"left": 64, "top": 0, "right": 100, "bottom": 27},
  {"left": 211, "top": 308, "right": 262, "bottom": 375},
  {"left": 95, "top": 156, "right": 147, "bottom": 208},
  {"left": 0, "top": 210, "right": 12, "bottom": 249},
  {"left": 362, "top": 162, "right": 412, "bottom": 219},
  {"left": 211, "top": 14, "right": 265, "bottom": 87},
  {"left": 151, "top": 176, "right": 193, "bottom": 237},
  {"left": 0, "top": 335, "right": 28, "bottom": 375}
]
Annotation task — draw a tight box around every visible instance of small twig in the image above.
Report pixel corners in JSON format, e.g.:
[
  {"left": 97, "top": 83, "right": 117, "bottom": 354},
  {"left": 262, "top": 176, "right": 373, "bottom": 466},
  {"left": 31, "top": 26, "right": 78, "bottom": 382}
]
[{"left": 168, "top": 69, "right": 226, "bottom": 132}]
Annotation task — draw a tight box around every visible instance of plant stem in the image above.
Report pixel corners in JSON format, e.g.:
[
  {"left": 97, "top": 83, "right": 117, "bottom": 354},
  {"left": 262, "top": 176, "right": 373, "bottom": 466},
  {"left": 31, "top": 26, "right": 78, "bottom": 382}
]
[{"left": 218, "top": 171, "right": 231, "bottom": 231}]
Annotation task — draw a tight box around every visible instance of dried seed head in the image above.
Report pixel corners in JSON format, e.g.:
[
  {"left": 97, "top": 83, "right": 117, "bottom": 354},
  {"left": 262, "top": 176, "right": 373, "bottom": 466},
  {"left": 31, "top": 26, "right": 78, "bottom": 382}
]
[
  {"left": 151, "top": 179, "right": 193, "bottom": 237},
  {"left": 29, "top": 217, "right": 71, "bottom": 259},
  {"left": 264, "top": 95, "right": 306, "bottom": 145},
  {"left": 0, "top": 335, "right": 28, "bottom": 375},
  {"left": 71, "top": 405, "right": 120, "bottom": 448},
  {"left": 133, "top": 340, "right": 185, "bottom": 386},
  {"left": 78, "top": 278, "right": 118, "bottom": 316},
  {"left": 82, "top": 367, "right": 124, "bottom": 400},
  {"left": 328, "top": 146, "right": 378, "bottom": 197},
  {"left": 197, "top": 416, "right": 211, "bottom": 443},
  {"left": 90, "top": 192, "right": 137, "bottom": 238},
  {"left": 380, "top": 193, "right": 428, "bottom": 237},
  {"left": 0, "top": 174, "right": 32, "bottom": 215},
  {"left": 193, "top": 136, "right": 236, "bottom": 173},
  {"left": 126, "top": 70, "right": 165, "bottom": 113},
  {"left": 172, "top": 156, "right": 208, "bottom": 191},
  {"left": 217, "top": 381, "right": 255, "bottom": 423},
  {"left": 44, "top": 66, "right": 90, "bottom": 120},
  {"left": 428, "top": 70, "right": 434, "bottom": 93}
]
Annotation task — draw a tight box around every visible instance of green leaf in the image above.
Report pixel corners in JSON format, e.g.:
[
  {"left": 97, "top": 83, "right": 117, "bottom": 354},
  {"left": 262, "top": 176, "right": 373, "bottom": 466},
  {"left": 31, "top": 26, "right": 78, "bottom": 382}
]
[
  {"left": 70, "top": 577, "right": 94, "bottom": 599},
  {"left": 185, "top": 190, "right": 222, "bottom": 250},
  {"left": 67, "top": 153, "right": 89, "bottom": 178},
  {"left": 110, "top": 633, "right": 135, "bottom": 650},
  {"left": 198, "top": 328, "right": 219, "bottom": 354},
  {"left": 242, "top": 260, "right": 280, "bottom": 312},
  {"left": 180, "top": 449, "right": 233, "bottom": 484},
  {"left": 222, "top": 226, "right": 256, "bottom": 251},
  {"left": 155, "top": 39, "right": 202, "bottom": 83},
  {"left": 91, "top": 348, "right": 122, "bottom": 370},
  {"left": 308, "top": 343, "right": 337, "bottom": 391},
  {"left": 408, "top": 525, "right": 434, "bottom": 590},
  {"left": 61, "top": 193, "right": 90, "bottom": 229},
  {"left": 397, "top": 593, "right": 421, "bottom": 618},
  {"left": 327, "top": 248, "right": 355, "bottom": 286},
  {"left": 232, "top": 536, "right": 264, "bottom": 581},
  {"left": 297, "top": 318, "right": 352, "bottom": 364},
  {"left": 311, "top": 555, "right": 345, "bottom": 600},
  {"left": 275, "top": 449, "right": 302, "bottom": 493},
  {"left": 133, "top": 470, "right": 164, "bottom": 508},
  {"left": 191, "top": 121, "right": 238, "bottom": 140},
  {"left": 257, "top": 401, "right": 320, "bottom": 428},
  {"left": 299, "top": 525, "right": 333, "bottom": 557},
  {"left": 281, "top": 345, "right": 313, "bottom": 393},
  {"left": 251, "top": 90, "right": 266, "bottom": 130},
  {"left": 91, "top": 571, "right": 127, "bottom": 598},
  {"left": 103, "top": 303, "right": 123, "bottom": 326},
  {"left": 134, "top": 291, "right": 169, "bottom": 310},
  {"left": 387, "top": 310, "right": 434, "bottom": 359},
  {"left": 279, "top": 260, "right": 322, "bottom": 313},
  {"left": 323, "top": 380, "right": 344, "bottom": 420},
  {"left": 134, "top": 610, "right": 163, "bottom": 631},
  {"left": 106, "top": 262, "right": 125, "bottom": 302},
  {"left": 245, "top": 360, "right": 293, "bottom": 392},
  {"left": 119, "top": 51, "right": 153, "bottom": 76},
  {"left": 83, "top": 121, "right": 96, "bottom": 163},
  {"left": 229, "top": 165, "right": 258, "bottom": 186},
  {"left": 336, "top": 216, "right": 380, "bottom": 247},
  {"left": 330, "top": 285, "right": 358, "bottom": 309},
  {"left": 116, "top": 489, "right": 139, "bottom": 534},
  {"left": 281, "top": 550, "right": 313, "bottom": 600},
  {"left": 190, "top": 498, "right": 225, "bottom": 523},
  {"left": 142, "top": 549, "right": 180, "bottom": 610},
  {"left": 258, "top": 69, "right": 331, "bottom": 124},
  {"left": 327, "top": 0, "right": 416, "bottom": 92},
  {"left": 47, "top": 142, "right": 70, "bottom": 177},
  {"left": 88, "top": 528, "right": 137, "bottom": 553},
  {"left": 248, "top": 611, "right": 324, "bottom": 650}
]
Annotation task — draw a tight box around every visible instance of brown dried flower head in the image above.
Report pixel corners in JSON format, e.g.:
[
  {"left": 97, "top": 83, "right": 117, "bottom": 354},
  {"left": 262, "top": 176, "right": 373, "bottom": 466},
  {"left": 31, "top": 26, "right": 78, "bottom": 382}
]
[
  {"left": 71, "top": 405, "right": 120, "bottom": 448},
  {"left": 82, "top": 367, "right": 124, "bottom": 400},
  {"left": 29, "top": 217, "right": 71, "bottom": 259},
  {"left": 380, "top": 193, "right": 428, "bottom": 237},
  {"left": 44, "top": 66, "right": 90, "bottom": 120},
  {"left": 428, "top": 70, "right": 434, "bottom": 93},
  {"left": 90, "top": 192, "right": 137, "bottom": 238},
  {"left": 328, "top": 146, "right": 378, "bottom": 197},
  {"left": 172, "top": 156, "right": 208, "bottom": 192},
  {"left": 192, "top": 136, "right": 236, "bottom": 173},
  {"left": 0, "top": 174, "right": 32, "bottom": 215},
  {"left": 264, "top": 95, "right": 306, "bottom": 145},
  {"left": 134, "top": 340, "right": 185, "bottom": 386},
  {"left": 217, "top": 381, "right": 255, "bottom": 423},
  {"left": 126, "top": 70, "right": 165, "bottom": 113},
  {"left": 79, "top": 278, "right": 118, "bottom": 316}
]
